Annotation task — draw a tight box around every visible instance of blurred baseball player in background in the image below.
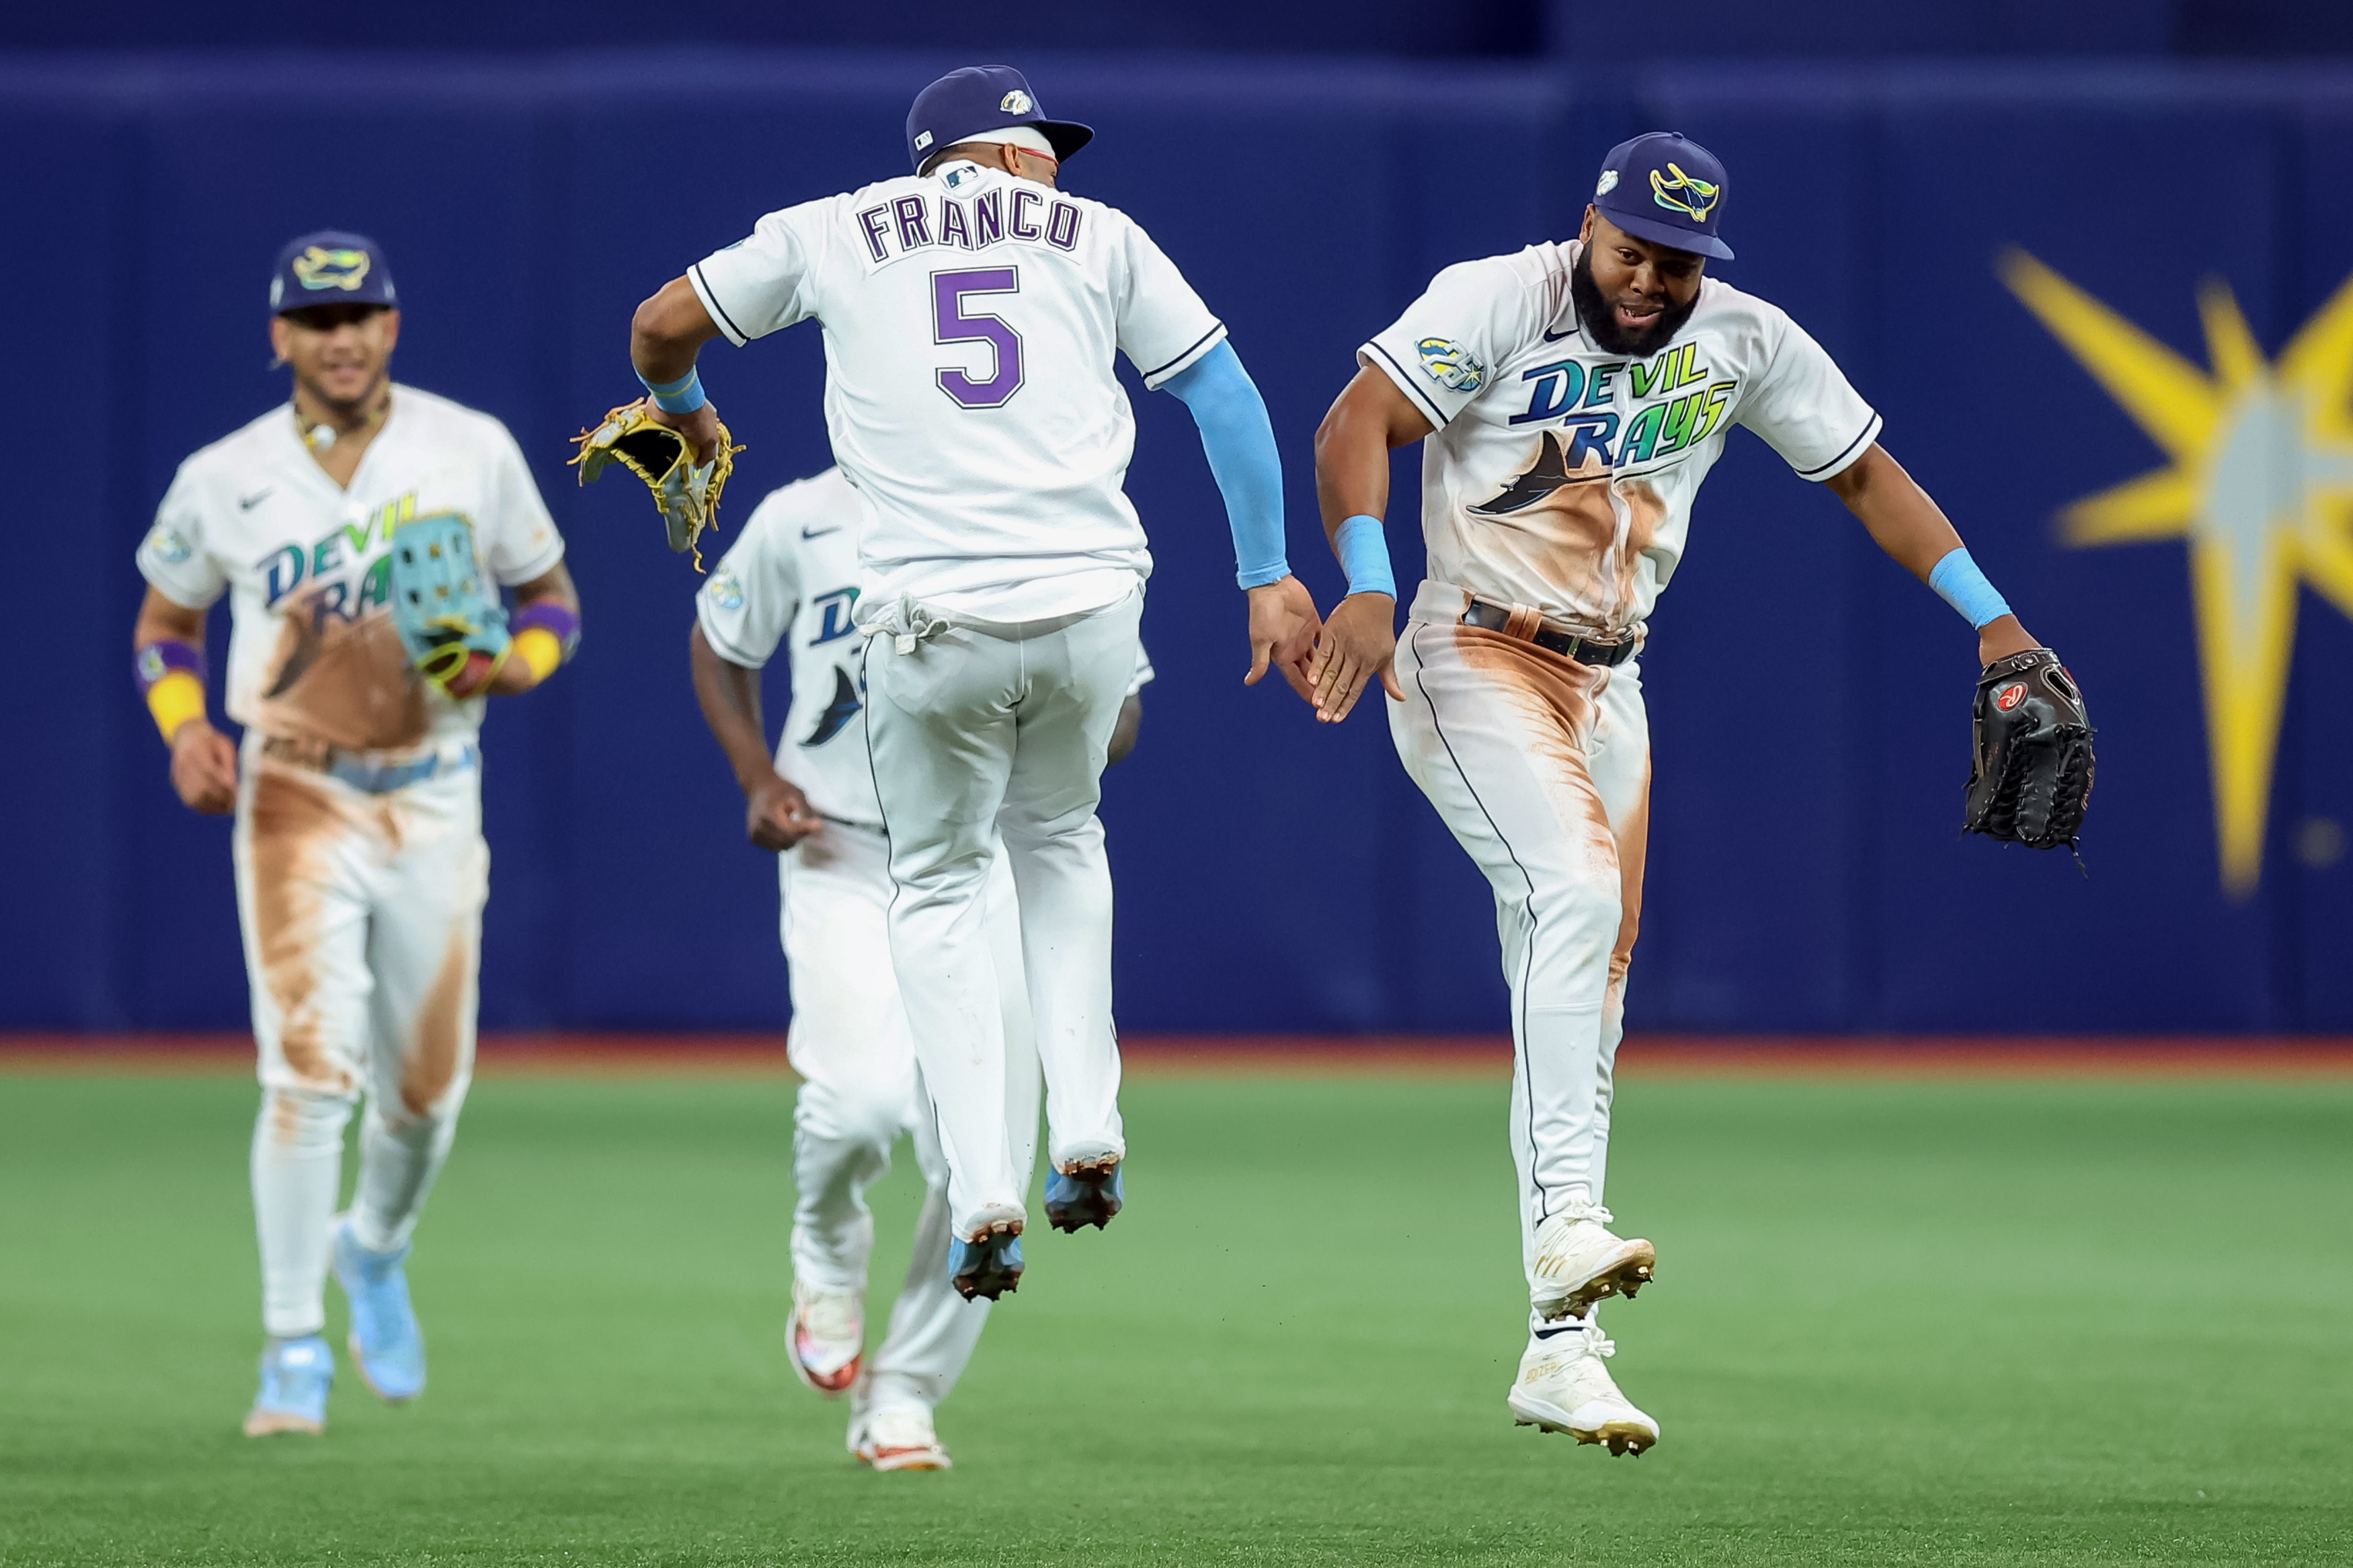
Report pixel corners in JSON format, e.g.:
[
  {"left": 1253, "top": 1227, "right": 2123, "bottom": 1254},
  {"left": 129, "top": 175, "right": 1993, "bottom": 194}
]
[
  {"left": 629, "top": 65, "right": 1318, "bottom": 1300},
  {"left": 1310, "top": 134, "right": 2068, "bottom": 1455},
  {"left": 132, "top": 232, "right": 581, "bottom": 1437},
  {"left": 690, "top": 464, "right": 1151, "bottom": 1470}
]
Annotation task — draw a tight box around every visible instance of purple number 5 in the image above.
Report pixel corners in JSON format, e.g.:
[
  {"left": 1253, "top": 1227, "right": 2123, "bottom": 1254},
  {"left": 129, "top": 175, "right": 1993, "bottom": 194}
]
[{"left": 932, "top": 267, "right": 1025, "bottom": 409}]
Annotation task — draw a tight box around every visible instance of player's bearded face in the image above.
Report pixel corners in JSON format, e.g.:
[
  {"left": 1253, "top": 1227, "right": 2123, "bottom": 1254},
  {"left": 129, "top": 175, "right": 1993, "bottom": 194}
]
[
  {"left": 272, "top": 304, "right": 398, "bottom": 412},
  {"left": 1571, "top": 242, "right": 1701, "bottom": 358}
]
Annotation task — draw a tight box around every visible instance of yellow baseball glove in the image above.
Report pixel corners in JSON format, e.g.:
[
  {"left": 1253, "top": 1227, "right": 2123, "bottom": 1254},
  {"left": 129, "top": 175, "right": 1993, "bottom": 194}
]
[{"left": 568, "top": 401, "right": 744, "bottom": 568}]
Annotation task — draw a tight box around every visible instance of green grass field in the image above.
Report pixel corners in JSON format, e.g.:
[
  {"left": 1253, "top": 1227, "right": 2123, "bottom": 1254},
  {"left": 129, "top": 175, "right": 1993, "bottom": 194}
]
[{"left": 1, "top": 1065, "right": 2348, "bottom": 1566}]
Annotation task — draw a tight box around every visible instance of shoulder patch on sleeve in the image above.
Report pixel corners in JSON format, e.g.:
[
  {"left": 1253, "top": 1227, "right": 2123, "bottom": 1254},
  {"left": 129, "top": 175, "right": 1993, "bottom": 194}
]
[
  {"left": 1417, "top": 337, "right": 1487, "bottom": 393},
  {"left": 144, "top": 522, "right": 195, "bottom": 565},
  {"left": 703, "top": 562, "right": 746, "bottom": 611}
]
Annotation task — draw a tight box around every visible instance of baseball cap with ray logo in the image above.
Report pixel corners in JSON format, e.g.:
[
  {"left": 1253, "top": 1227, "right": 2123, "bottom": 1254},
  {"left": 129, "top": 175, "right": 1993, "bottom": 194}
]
[
  {"left": 906, "top": 65, "right": 1093, "bottom": 172},
  {"left": 268, "top": 229, "right": 398, "bottom": 318},
  {"left": 1591, "top": 132, "right": 1734, "bottom": 261}
]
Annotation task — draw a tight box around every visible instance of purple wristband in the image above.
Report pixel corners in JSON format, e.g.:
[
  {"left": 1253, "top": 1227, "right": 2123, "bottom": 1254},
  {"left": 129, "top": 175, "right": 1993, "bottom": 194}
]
[
  {"left": 134, "top": 638, "right": 206, "bottom": 694},
  {"left": 511, "top": 601, "right": 580, "bottom": 657}
]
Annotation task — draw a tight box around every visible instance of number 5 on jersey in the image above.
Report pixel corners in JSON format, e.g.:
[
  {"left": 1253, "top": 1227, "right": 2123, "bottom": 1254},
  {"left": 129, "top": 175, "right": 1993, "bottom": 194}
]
[{"left": 933, "top": 267, "right": 1024, "bottom": 408}]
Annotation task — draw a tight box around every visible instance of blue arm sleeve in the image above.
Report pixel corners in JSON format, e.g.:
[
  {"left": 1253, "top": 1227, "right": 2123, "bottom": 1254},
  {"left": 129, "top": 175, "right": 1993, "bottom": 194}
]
[{"left": 1160, "top": 341, "right": 1289, "bottom": 590}]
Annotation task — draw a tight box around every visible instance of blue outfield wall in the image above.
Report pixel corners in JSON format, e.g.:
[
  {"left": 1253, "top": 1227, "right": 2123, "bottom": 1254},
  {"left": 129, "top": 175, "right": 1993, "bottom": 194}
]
[{"left": 8, "top": 51, "right": 2353, "bottom": 1034}]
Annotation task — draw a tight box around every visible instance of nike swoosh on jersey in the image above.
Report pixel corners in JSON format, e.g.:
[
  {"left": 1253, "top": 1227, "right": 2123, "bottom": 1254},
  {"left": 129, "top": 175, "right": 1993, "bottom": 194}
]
[
  {"left": 800, "top": 665, "right": 863, "bottom": 747},
  {"left": 239, "top": 488, "right": 275, "bottom": 510},
  {"left": 1542, "top": 325, "right": 1581, "bottom": 342},
  {"left": 801, "top": 526, "right": 844, "bottom": 540}
]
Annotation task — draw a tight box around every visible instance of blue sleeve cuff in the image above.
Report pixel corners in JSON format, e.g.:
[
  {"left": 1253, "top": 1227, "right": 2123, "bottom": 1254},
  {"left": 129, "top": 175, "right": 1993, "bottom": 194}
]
[
  {"left": 637, "top": 365, "right": 707, "bottom": 414},
  {"left": 1162, "top": 342, "right": 1290, "bottom": 592},
  {"left": 1926, "top": 546, "right": 2011, "bottom": 630},
  {"left": 1334, "top": 515, "right": 1396, "bottom": 599}
]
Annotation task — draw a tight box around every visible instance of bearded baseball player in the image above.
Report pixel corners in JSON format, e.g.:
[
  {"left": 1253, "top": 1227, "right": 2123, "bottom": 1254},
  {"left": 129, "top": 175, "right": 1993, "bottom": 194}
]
[
  {"left": 631, "top": 65, "right": 1319, "bottom": 1301},
  {"left": 132, "top": 232, "right": 581, "bottom": 1438},
  {"left": 1309, "top": 134, "right": 2089, "bottom": 1456},
  {"left": 689, "top": 465, "right": 1151, "bottom": 1469}
]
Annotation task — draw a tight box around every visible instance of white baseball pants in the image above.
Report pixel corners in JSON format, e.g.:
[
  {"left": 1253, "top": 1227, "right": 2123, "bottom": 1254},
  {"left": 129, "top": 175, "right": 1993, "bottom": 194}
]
[
  {"left": 1388, "top": 583, "right": 1651, "bottom": 1295},
  {"left": 232, "top": 737, "right": 486, "bottom": 1339},
  {"left": 862, "top": 589, "right": 1142, "bottom": 1238},
  {"left": 779, "top": 819, "right": 1038, "bottom": 1413}
]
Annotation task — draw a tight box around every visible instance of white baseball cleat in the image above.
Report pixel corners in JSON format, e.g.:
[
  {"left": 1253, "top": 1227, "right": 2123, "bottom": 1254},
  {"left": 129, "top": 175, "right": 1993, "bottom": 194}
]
[
  {"left": 787, "top": 1280, "right": 864, "bottom": 1397},
  {"left": 1507, "top": 1325, "right": 1660, "bottom": 1456},
  {"left": 1529, "top": 1203, "right": 1655, "bottom": 1321},
  {"left": 852, "top": 1404, "right": 953, "bottom": 1472}
]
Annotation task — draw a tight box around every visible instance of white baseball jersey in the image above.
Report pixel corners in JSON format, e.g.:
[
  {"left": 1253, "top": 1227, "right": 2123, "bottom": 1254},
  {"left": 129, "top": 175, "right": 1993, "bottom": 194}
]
[
  {"left": 1363, "top": 239, "right": 1880, "bottom": 637},
  {"left": 696, "top": 466, "right": 1155, "bottom": 829},
  {"left": 137, "top": 385, "right": 564, "bottom": 755},
  {"left": 690, "top": 159, "right": 1228, "bottom": 623}
]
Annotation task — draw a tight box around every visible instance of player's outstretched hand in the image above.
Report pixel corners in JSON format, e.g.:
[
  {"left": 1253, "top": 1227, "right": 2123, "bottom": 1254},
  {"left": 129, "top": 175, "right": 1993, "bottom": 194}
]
[
  {"left": 1307, "top": 592, "right": 1403, "bottom": 724},
  {"left": 641, "top": 395, "right": 723, "bottom": 466},
  {"left": 1244, "top": 575, "right": 1322, "bottom": 701},
  {"left": 747, "top": 772, "right": 822, "bottom": 852},
  {"left": 169, "top": 718, "right": 239, "bottom": 815}
]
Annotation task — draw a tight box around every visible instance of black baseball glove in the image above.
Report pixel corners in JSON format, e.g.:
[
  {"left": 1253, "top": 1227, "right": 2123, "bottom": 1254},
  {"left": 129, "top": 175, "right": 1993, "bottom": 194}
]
[{"left": 1964, "top": 649, "right": 2095, "bottom": 853}]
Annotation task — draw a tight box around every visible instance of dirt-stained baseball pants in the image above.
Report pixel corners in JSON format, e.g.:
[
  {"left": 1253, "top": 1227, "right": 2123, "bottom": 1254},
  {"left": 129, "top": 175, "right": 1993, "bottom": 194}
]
[
  {"left": 1387, "top": 581, "right": 1651, "bottom": 1302},
  {"left": 233, "top": 735, "right": 485, "bottom": 1339}
]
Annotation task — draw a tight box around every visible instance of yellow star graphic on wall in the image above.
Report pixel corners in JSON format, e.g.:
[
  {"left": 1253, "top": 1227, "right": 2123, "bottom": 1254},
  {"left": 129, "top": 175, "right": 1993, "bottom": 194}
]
[{"left": 2001, "top": 251, "right": 2353, "bottom": 895}]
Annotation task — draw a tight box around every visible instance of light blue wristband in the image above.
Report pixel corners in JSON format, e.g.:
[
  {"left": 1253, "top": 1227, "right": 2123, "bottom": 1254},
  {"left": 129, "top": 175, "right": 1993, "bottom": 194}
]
[
  {"left": 1335, "top": 514, "right": 1397, "bottom": 600},
  {"left": 1926, "top": 546, "right": 2011, "bottom": 630},
  {"left": 637, "top": 365, "right": 707, "bottom": 414}
]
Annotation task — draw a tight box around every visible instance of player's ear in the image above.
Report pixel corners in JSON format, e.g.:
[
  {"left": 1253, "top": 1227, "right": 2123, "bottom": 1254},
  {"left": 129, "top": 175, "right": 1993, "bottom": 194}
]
[
  {"left": 266, "top": 314, "right": 292, "bottom": 370},
  {"left": 1578, "top": 204, "right": 1597, "bottom": 243},
  {"left": 378, "top": 308, "right": 401, "bottom": 354}
]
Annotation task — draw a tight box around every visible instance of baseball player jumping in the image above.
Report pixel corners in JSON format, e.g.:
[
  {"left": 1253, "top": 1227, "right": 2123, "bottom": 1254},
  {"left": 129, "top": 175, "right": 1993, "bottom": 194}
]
[
  {"left": 629, "top": 65, "right": 1318, "bottom": 1300},
  {"left": 690, "top": 465, "right": 1151, "bottom": 1469},
  {"left": 133, "top": 233, "right": 581, "bottom": 1437},
  {"left": 1309, "top": 134, "right": 2075, "bottom": 1455}
]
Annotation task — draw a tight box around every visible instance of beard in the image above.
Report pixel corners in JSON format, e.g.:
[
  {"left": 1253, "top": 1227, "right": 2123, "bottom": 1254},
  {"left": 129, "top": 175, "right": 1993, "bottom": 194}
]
[{"left": 1570, "top": 245, "right": 1700, "bottom": 358}]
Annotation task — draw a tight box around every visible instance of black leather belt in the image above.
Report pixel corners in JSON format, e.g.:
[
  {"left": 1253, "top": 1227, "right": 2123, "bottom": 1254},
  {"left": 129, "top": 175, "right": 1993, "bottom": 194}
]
[{"left": 1460, "top": 600, "right": 1638, "bottom": 667}]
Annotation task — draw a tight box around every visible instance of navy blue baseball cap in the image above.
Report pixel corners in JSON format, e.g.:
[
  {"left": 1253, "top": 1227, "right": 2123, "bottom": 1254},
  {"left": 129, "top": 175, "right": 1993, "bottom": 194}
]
[
  {"left": 1591, "top": 132, "right": 1734, "bottom": 261},
  {"left": 268, "top": 230, "right": 397, "bottom": 318},
  {"left": 906, "top": 65, "right": 1092, "bottom": 172}
]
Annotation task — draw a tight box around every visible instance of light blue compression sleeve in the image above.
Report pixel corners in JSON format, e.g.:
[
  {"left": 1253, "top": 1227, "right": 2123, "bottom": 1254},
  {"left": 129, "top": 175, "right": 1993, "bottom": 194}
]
[
  {"left": 1925, "top": 546, "right": 2013, "bottom": 629},
  {"left": 1160, "top": 341, "right": 1290, "bottom": 589}
]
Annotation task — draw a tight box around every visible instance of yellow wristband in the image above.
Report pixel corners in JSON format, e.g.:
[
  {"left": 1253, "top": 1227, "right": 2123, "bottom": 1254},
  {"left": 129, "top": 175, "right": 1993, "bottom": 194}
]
[
  {"left": 147, "top": 670, "right": 207, "bottom": 743},
  {"left": 513, "top": 626, "right": 563, "bottom": 686}
]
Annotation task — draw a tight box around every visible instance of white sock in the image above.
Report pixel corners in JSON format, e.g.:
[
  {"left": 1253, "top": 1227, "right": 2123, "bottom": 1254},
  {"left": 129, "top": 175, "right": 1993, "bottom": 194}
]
[
  {"left": 348, "top": 1101, "right": 461, "bottom": 1255},
  {"left": 251, "top": 1089, "right": 353, "bottom": 1338}
]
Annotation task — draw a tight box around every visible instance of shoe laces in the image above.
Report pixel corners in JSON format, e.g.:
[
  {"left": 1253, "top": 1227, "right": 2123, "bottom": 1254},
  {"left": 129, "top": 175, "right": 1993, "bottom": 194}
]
[{"left": 1554, "top": 1201, "right": 1615, "bottom": 1229}]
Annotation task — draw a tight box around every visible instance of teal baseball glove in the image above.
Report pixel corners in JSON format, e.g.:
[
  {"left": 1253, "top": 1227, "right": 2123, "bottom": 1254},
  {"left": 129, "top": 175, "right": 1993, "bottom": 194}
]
[{"left": 389, "top": 513, "right": 510, "bottom": 698}]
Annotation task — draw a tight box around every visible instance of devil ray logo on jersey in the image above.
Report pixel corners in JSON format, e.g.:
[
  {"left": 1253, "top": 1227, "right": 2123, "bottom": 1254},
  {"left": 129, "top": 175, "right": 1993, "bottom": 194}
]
[
  {"left": 800, "top": 665, "right": 864, "bottom": 747},
  {"left": 1470, "top": 431, "right": 1600, "bottom": 515}
]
